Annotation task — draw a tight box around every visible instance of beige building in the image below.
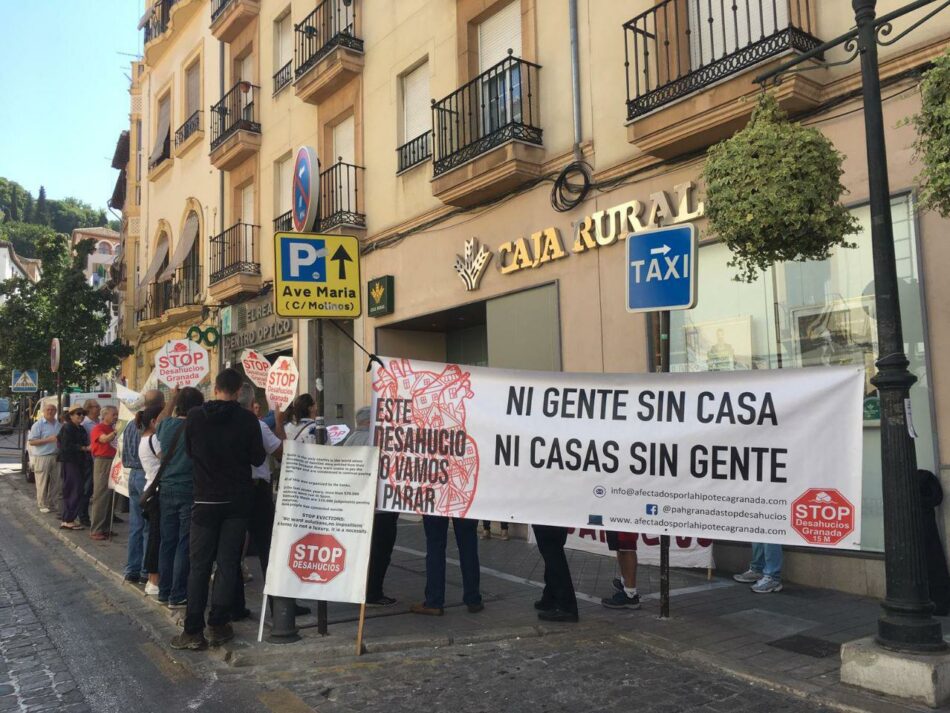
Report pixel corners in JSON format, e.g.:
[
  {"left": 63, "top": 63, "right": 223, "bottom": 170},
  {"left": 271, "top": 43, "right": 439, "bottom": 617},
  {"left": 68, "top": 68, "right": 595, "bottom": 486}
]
[{"left": 115, "top": 0, "right": 950, "bottom": 595}]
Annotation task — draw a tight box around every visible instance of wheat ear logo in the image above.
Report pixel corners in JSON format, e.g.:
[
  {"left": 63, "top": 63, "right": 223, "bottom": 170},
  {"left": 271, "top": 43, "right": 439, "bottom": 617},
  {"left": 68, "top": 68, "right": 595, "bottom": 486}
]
[
  {"left": 370, "top": 281, "right": 385, "bottom": 305},
  {"left": 454, "top": 238, "right": 492, "bottom": 291}
]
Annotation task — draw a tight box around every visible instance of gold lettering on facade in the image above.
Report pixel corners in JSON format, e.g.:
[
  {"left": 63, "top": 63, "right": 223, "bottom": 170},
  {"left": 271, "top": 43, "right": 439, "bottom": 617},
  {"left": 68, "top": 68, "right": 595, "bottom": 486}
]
[
  {"left": 535, "top": 228, "right": 567, "bottom": 266},
  {"left": 572, "top": 216, "right": 597, "bottom": 253},
  {"left": 674, "top": 181, "right": 704, "bottom": 221},
  {"left": 647, "top": 191, "right": 675, "bottom": 227},
  {"left": 594, "top": 210, "right": 618, "bottom": 247}
]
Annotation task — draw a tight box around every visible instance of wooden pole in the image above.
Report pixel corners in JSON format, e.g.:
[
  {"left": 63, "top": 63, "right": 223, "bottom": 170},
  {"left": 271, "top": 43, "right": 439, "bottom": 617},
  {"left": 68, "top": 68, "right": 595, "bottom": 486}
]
[{"left": 355, "top": 603, "right": 367, "bottom": 656}]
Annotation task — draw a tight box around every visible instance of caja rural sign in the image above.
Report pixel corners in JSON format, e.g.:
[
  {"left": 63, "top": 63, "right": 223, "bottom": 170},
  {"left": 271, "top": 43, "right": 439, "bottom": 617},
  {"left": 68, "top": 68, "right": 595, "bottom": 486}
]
[
  {"left": 154, "top": 339, "right": 210, "bottom": 389},
  {"left": 288, "top": 533, "right": 346, "bottom": 584},
  {"left": 274, "top": 232, "right": 362, "bottom": 318}
]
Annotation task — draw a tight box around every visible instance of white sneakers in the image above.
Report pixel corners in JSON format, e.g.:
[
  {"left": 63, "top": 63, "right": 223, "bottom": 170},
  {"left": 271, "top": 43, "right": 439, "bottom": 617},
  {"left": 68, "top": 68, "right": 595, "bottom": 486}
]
[{"left": 144, "top": 582, "right": 159, "bottom": 597}]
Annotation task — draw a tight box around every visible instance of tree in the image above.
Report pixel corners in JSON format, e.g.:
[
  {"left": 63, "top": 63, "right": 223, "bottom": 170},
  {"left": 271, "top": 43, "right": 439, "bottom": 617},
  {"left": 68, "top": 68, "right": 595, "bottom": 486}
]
[
  {"left": 0, "top": 221, "right": 55, "bottom": 259},
  {"left": 35, "top": 185, "right": 49, "bottom": 226},
  {"left": 0, "top": 233, "right": 131, "bottom": 394},
  {"left": 48, "top": 197, "right": 106, "bottom": 234}
]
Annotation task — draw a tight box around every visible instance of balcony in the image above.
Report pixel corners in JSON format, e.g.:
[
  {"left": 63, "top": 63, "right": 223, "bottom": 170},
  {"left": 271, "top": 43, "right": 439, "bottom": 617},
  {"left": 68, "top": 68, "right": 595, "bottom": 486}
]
[
  {"left": 210, "top": 0, "right": 260, "bottom": 43},
  {"left": 148, "top": 136, "right": 171, "bottom": 179},
  {"left": 273, "top": 60, "right": 292, "bottom": 95},
  {"left": 431, "top": 53, "right": 542, "bottom": 207},
  {"left": 135, "top": 264, "right": 203, "bottom": 327},
  {"left": 623, "top": 0, "right": 823, "bottom": 157},
  {"left": 143, "top": 0, "right": 175, "bottom": 46},
  {"left": 209, "top": 223, "right": 261, "bottom": 302},
  {"left": 174, "top": 110, "right": 203, "bottom": 157},
  {"left": 396, "top": 130, "right": 432, "bottom": 174},
  {"left": 320, "top": 160, "right": 365, "bottom": 232},
  {"left": 294, "top": 0, "right": 363, "bottom": 105},
  {"left": 273, "top": 210, "right": 293, "bottom": 233},
  {"left": 142, "top": 0, "right": 202, "bottom": 65},
  {"left": 209, "top": 82, "right": 261, "bottom": 170}
]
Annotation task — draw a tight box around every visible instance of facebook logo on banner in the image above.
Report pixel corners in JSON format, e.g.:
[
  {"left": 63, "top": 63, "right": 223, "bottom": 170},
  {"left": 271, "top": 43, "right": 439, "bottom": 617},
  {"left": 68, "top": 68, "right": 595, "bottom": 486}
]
[
  {"left": 280, "top": 238, "right": 326, "bottom": 282},
  {"left": 646, "top": 504, "right": 659, "bottom": 516}
]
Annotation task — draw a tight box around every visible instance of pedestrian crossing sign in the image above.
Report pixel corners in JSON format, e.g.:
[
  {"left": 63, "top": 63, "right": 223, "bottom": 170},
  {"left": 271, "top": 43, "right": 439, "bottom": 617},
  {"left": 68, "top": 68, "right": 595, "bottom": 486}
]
[{"left": 11, "top": 369, "right": 39, "bottom": 393}]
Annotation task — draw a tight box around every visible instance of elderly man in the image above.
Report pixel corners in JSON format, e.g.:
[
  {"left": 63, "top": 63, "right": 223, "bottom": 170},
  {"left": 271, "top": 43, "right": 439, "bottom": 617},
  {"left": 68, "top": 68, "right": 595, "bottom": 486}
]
[
  {"left": 89, "top": 405, "right": 119, "bottom": 540},
  {"left": 28, "top": 403, "right": 62, "bottom": 513}
]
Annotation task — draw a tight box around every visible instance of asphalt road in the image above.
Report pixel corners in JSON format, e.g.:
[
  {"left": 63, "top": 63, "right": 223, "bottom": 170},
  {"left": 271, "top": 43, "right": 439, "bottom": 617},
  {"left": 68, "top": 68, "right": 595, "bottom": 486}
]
[{"left": 0, "top": 485, "right": 268, "bottom": 713}]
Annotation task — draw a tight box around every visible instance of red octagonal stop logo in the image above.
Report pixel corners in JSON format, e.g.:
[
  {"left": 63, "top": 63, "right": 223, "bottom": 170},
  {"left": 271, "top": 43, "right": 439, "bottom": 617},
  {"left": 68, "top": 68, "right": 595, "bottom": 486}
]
[
  {"left": 791, "top": 488, "right": 855, "bottom": 545},
  {"left": 288, "top": 533, "right": 346, "bottom": 584}
]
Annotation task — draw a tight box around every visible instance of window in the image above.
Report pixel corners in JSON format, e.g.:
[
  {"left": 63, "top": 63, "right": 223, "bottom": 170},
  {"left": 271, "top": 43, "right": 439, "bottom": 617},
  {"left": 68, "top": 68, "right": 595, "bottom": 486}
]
[
  {"left": 241, "top": 183, "right": 255, "bottom": 225},
  {"left": 185, "top": 60, "right": 201, "bottom": 118},
  {"left": 402, "top": 62, "right": 429, "bottom": 144},
  {"left": 275, "top": 154, "right": 293, "bottom": 217},
  {"left": 97, "top": 242, "right": 112, "bottom": 255},
  {"left": 687, "top": 1, "right": 789, "bottom": 68},
  {"left": 478, "top": 1, "right": 522, "bottom": 132},
  {"left": 274, "top": 12, "right": 293, "bottom": 73},
  {"left": 668, "top": 195, "right": 934, "bottom": 553},
  {"left": 149, "top": 94, "right": 171, "bottom": 169}
]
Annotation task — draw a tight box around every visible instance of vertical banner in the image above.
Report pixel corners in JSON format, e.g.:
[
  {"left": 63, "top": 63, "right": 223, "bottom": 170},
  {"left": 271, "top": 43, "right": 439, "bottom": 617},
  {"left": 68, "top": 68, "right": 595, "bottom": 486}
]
[
  {"left": 107, "top": 403, "right": 136, "bottom": 498},
  {"left": 371, "top": 357, "right": 865, "bottom": 549},
  {"left": 264, "top": 441, "right": 379, "bottom": 604}
]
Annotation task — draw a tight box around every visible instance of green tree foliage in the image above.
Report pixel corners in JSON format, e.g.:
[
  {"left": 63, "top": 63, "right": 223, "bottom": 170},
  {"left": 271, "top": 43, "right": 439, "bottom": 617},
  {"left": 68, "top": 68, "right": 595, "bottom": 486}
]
[
  {"left": 0, "top": 222, "right": 56, "bottom": 259},
  {"left": 0, "top": 234, "right": 131, "bottom": 393},
  {"left": 35, "top": 186, "right": 49, "bottom": 226},
  {"left": 702, "top": 93, "right": 859, "bottom": 282},
  {"left": 913, "top": 48, "right": 950, "bottom": 217}
]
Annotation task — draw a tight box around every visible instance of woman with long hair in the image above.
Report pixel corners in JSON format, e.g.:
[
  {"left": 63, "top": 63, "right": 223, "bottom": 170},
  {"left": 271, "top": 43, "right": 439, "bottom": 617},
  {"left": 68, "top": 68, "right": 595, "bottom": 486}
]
[
  {"left": 283, "top": 393, "right": 319, "bottom": 444},
  {"left": 137, "top": 404, "right": 164, "bottom": 597}
]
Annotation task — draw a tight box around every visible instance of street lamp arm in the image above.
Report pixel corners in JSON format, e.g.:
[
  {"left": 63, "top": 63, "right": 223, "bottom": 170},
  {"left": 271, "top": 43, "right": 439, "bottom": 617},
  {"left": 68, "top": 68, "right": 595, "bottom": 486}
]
[
  {"left": 755, "top": 0, "right": 947, "bottom": 86},
  {"left": 877, "top": 0, "right": 950, "bottom": 46}
]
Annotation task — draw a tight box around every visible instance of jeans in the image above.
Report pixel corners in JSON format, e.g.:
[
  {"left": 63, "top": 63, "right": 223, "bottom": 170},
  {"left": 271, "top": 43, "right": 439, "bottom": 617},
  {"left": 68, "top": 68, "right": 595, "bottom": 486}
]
[
  {"left": 421, "top": 516, "right": 481, "bottom": 609},
  {"left": 533, "top": 524, "right": 578, "bottom": 614},
  {"left": 750, "top": 543, "right": 782, "bottom": 579},
  {"left": 185, "top": 500, "right": 249, "bottom": 634},
  {"left": 233, "top": 480, "right": 275, "bottom": 615},
  {"left": 159, "top": 490, "right": 192, "bottom": 602},
  {"left": 124, "top": 469, "right": 148, "bottom": 578},
  {"left": 90, "top": 457, "right": 115, "bottom": 535}
]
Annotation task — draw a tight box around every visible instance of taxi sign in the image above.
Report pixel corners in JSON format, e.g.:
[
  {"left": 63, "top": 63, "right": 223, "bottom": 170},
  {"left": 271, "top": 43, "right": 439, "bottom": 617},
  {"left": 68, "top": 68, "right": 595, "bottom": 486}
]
[
  {"left": 274, "top": 232, "right": 362, "bottom": 318},
  {"left": 625, "top": 223, "right": 697, "bottom": 313}
]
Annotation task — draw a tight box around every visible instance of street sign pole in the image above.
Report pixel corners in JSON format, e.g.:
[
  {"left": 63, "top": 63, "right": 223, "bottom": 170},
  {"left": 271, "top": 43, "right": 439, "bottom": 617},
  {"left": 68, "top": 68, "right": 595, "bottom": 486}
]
[
  {"left": 658, "top": 309, "right": 671, "bottom": 619},
  {"left": 315, "top": 317, "right": 329, "bottom": 637}
]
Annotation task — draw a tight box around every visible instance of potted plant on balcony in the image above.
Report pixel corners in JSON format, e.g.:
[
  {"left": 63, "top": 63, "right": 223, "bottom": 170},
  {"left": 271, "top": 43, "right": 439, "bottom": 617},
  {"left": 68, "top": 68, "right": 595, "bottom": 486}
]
[
  {"left": 702, "top": 92, "right": 858, "bottom": 283},
  {"left": 913, "top": 46, "right": 950, "bottom": 217}
]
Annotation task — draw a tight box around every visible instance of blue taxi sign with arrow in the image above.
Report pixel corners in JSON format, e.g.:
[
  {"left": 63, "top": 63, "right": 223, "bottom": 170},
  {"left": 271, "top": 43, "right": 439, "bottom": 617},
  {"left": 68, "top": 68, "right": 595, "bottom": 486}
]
[{"left": 625, "top": 224, "right": 697, "bottom": 313}]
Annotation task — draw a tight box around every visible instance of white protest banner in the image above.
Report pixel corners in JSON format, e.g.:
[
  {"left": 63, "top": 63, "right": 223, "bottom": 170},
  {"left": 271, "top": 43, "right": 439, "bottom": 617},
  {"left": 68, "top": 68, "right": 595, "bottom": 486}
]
[
  {"left": 562, "top": 528, "right": 713, "bottom": 568},
  {"left": 107, "top": 403, "right": 136, "bottom": 497},
  {"left": 116, "top": 383, "right": 143, "bottom": 410},
  {"left": 241, "top": 349, "right": 271, "bottom": 389},
  {"left": 265, "top": 356, "right": 299, "bottom": 411},
  {"left": 371, "top": 358, "right": 864, "bottom": 549},
  {"left": 155, "top": 339, "right": 210, "bottom": 389},
  {"left": 264, "top": 441, "right": 379, "bottom": 604}
]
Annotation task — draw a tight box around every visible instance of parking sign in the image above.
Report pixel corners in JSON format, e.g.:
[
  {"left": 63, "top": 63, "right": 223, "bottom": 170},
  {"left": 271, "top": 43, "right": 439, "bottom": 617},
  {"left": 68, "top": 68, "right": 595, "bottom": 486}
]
[{"left": 274, "top": 232, "right": 362, "bottom": 318}]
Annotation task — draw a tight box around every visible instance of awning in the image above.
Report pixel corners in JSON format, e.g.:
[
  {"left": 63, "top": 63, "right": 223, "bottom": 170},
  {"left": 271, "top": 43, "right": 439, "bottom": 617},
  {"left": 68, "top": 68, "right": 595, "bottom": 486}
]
[
  {"left": 137, "top": 3, "right": 156, "bottom": 29},
  {"left": 135, "top": 241, "right": 169, "bottom": 308},
  {"left": 149, "top": 99, "right": 171, "bottom": 167},
  {"left": 157, "top": 213, "right": 199, "bottom": 281}
]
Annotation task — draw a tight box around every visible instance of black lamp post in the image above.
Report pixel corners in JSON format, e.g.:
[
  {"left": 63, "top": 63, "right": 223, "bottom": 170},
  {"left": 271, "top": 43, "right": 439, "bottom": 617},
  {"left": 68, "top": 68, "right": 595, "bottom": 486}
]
[{"left": 756, "top": 0, "right": 949, "bottom": 653}]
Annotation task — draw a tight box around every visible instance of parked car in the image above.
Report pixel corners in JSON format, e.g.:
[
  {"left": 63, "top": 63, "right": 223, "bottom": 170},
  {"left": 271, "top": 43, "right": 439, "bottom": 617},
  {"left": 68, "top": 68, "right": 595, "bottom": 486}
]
[{"left": 0, "top": 397, "right": 12, "bottom": 434}]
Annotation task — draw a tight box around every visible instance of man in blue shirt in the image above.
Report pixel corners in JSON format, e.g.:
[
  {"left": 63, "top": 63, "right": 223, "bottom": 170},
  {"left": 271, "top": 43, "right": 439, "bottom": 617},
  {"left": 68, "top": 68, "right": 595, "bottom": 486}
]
[{"left": 28, "top": 403, "right": 61, "bottom": 514}]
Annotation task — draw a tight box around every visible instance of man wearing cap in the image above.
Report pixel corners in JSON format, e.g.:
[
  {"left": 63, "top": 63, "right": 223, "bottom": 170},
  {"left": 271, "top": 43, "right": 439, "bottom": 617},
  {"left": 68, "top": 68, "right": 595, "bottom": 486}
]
[{"left": 28, "top": 403, "right": 62, "bottom": 514}]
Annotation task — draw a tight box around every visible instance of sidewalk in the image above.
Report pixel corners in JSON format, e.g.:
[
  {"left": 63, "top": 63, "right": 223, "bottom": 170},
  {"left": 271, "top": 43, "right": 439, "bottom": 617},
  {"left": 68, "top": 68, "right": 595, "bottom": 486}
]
[{"left": 1, "top": 462, "right": 945, "bottom": 712}]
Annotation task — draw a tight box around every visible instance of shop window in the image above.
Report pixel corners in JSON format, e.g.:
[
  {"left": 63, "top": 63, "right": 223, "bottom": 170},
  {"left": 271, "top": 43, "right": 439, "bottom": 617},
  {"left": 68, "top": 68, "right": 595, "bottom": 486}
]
[{"left": 669, "top": 195, "right": 934, "bottom": 552}]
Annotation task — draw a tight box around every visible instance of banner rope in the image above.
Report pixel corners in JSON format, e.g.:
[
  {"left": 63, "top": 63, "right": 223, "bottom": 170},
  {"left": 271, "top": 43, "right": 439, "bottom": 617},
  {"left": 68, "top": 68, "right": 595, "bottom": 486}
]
[{"left": 325, "top": 320, "right": 384, "bottom": 373}]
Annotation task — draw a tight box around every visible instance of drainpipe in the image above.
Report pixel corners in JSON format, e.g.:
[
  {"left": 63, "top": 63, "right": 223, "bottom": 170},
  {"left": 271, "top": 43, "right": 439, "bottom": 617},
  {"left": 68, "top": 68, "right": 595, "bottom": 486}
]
[
  {"left": 219, "top": 40, "right": 225, "bottom": 233},
  {"left": 568, "top": 0, "right": 582, "bottom": 158}
]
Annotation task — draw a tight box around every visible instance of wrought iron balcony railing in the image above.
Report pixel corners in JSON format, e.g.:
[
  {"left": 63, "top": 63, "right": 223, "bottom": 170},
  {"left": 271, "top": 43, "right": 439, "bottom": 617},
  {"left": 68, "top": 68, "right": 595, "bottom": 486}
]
[
  {"left": 138, "top": 281, "right": 172, "bottom": 322},
  {"left": 175, "top": 111, "right": 202, "bottom": 148},
  {"left": 273, "top": 60, "right": 293, "bottom": 94},
  {"left": 396, "top": 130, "right": 432, "bottom": 173},
  {"left": 320, "top": 160, "right": 365, "bottom": 230},
  {"left": 294, "top": 0, "right": 363, "bottom": 81},
  {"left": 210, "top": 223, "right": 260, "bottom": 285},
  {"left": 144, "top": 0, "right": 177, "bottom": 44},
  {"left": 273, "top": 210, "right": 293, "bottom": 233},
  {"left": 170, "top": 263, "right": 202, "bottom": 309},
  {"left": 623, "top": 0, "right": 822, "bottom": 120},
  {"left": 431, "top": 52, "right": 541, "bottom": 177},
  {"left": 210, "top": 82, "right": 261, "bottom": 151},
  {"left": 148, "top": 136, "right": 170, "bottom": 172},
  {"left": 210, "top": 0, "right": 233, "bottom": 23}
]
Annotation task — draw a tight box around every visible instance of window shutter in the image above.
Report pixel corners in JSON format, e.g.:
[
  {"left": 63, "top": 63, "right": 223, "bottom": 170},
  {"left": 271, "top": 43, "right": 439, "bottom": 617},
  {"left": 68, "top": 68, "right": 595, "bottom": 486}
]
[
  {"left": 402, "top": 62, "right": 430, "bottom": 143},
  {"left": 186, "top": 62, "right": 200, "bottom": 116},
  {"left": 333, "top": 116, "right": 355, "bottom": 165},
  {"left": 280, "top": 157, "right": 293, "bottom": 213},
  {"left": 277, "top": 14, "right": 293, "bottom": 67},
  {"left": 478, "top": 1, "right": 521, "bottom": 73},
  {"left": 149, "top": 96, "right": 171, "bottom": 165}
]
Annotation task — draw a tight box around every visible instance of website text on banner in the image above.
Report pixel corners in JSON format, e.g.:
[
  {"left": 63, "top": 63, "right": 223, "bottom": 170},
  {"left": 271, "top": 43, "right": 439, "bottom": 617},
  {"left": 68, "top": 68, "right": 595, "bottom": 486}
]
[
  {"left": 263, "top": 440, "right": 379, "bottom": 605},
  {"left": 370, "top": 358, "right": 865, "bottom": 550}
]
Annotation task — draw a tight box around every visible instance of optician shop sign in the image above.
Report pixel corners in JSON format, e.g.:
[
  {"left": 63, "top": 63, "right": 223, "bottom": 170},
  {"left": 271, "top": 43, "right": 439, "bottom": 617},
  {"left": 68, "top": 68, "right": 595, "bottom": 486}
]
[{"left": 456, "top": 181, "right": 704, "bottom": 287}]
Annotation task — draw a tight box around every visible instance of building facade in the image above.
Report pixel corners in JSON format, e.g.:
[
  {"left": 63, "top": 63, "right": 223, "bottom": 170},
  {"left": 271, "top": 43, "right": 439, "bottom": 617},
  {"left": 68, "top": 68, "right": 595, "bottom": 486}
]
[{"left": 116, "top": 0, "right": 950, "bottom": 596}]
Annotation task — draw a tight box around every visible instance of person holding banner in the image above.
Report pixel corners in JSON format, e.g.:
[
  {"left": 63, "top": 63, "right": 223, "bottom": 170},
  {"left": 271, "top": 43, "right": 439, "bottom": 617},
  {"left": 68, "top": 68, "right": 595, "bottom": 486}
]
[
  {"left": 532, "top": 525, "right": 578, "bottom": 623},
  {"left": 283, "top": 394, "right": 319, "bottom": 444},
  {"left": 600, "top": 532, "right": 641, "bottom": 610},
  {"left": 89, "top": 406, "right": 119, "bottom": 540},
  {"left": 170, "top": 368, "right": 265, "bottom": 651},
  {"left": 410, "top": 515, "right": 483, "bottom": 616}
]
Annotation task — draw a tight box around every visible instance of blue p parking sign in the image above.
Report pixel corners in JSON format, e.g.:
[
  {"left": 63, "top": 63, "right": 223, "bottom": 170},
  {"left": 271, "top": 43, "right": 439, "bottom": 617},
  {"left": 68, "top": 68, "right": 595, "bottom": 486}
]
[
  {"left": 280, "top": 237, "right": 327, "bottom": 282},
  {"left": 625, "top": 224, "right": 697, "bottom": 313}
]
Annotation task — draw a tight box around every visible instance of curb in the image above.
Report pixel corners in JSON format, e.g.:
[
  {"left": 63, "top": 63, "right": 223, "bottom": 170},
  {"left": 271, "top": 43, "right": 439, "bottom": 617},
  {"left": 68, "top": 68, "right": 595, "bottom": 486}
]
[{"left": 2, "top": 473, "right": 565, "bottom": 669}]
